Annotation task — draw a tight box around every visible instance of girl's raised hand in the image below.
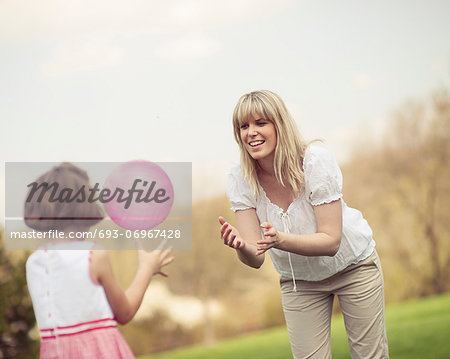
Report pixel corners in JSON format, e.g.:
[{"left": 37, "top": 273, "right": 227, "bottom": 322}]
[
  {"left": 256, "top": 222, "right": 281, "bottom": 256},
  {"left": 136, "top": 239, "right": 174, "bottom": 277},
  {"left": 218, "top": 216, "right": 246, "bottom": 250}
]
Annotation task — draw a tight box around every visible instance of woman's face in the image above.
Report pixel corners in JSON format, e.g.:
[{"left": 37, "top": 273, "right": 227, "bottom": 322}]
[{"left": 240, "top": 114, "right": 277, "bottom": 162}]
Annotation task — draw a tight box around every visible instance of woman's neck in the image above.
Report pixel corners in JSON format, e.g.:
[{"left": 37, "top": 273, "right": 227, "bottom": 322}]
[{"left": 257, "top": 157, "right": 275, "bottom": 177}]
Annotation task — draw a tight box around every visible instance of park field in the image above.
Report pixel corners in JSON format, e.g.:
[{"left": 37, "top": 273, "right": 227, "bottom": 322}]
[{"left": 139, "top": 292, "right": 450, "bottom": 359}]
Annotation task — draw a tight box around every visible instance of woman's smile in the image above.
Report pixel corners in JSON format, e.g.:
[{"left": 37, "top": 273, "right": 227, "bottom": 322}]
[
  {"left": 249, "top": 140, "right": 265, "bottom": 148},
  {"left": 240, "top": 115, "right": 276, "bottom": 161}
]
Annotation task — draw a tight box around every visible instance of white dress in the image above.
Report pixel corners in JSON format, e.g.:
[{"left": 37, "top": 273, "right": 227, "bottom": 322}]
[
  {"left": 226, "top": 145, "right": 375, "bottom": 284},
  {"left": 26, "top": 240, "right": 134, "bottom": 358}
]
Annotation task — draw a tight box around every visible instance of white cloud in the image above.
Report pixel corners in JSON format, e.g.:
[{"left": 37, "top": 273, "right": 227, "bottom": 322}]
[
  {"left": 40, "top": 32, "right": 123, "bottom": 77},
  {"left": 154, "top": 33, "right": 221, "bottom": 61},
  {"left": 354, "top": 73, "right": 374, "bottom": 89},
  {"left": 2, "top": 0, "right": 295, "bottom": 73},
  {"left": 0, "top": 0, "right": 296, "bottom": 43},
  {"left": 1, "top": 0, "right": 294, "bottom": 74}
]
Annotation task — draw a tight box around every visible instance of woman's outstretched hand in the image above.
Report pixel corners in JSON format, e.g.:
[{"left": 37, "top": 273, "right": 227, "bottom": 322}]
[
  {"left": 256, "top": 222, "right": 282, "bottom": 256},
  {"left": 218, "top": 216, "right": 246, "bottom": 250}
]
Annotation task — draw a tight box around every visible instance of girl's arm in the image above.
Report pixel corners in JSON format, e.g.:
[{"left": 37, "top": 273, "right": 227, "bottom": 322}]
[
  {"left": 219, "top": 208, "right": 265, "bottom": 269},
  {"left": 90, "top": 247, "right": 174, "bottom": 325},
  {"left": 257, "top": 200, "right": 342, "bottom": 257}
]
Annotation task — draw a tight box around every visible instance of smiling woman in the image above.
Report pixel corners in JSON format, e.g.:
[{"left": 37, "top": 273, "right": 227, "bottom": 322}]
[
  {"left": 218, "top": 90, "right": 389, "bottom": 359},
  {"left": 232, "top": 90, "right": 307, "bottom": 200},
  {"left": 239, "top": 116, "right": 277, "bottom": 161}
]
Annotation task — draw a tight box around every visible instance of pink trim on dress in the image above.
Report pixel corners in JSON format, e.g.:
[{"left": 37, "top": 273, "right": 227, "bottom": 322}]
[
  {"left": 40, "top": 317, "right": 117, "bottom": 339},
  {"left": 40, "top": 317, "right": 115, "bottom": 331},
  {"left": 41, "top": 325, "right": 117, "bottom": 340}
]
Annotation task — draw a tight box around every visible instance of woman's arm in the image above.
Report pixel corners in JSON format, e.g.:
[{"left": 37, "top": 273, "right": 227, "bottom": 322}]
[
  {"left": 257, "top": 200, "right": 342, "bottom": 257},
  {"left": 90, "top": 247, "right": 174, "bottom": 325},
  {"left": 219, "top": 208, "right": 265, "bottom": 269}
]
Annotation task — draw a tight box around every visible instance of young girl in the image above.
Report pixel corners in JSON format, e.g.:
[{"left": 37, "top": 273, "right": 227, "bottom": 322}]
[
  {"left": 219, "top": 90, "right": 389, "bottom": 358},
  {"left": 25, "top": 163, "right": 173, "bottom": 358}
]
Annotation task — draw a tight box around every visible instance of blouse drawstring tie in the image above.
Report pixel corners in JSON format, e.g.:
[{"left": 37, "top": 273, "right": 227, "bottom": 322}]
[{"left": 281, "top": 212, "right": 297, "bottom": 292}]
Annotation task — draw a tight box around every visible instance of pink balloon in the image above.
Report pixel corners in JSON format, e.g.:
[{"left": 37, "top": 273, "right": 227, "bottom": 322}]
[{"left": 103, "top": 161, "right": 174, "bottom": 230}]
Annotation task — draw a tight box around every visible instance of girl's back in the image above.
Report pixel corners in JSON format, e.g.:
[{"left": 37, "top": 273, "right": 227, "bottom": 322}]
[
  {"left": 26, "top": 241, "right": 134, "bottom": 359},
  {"left": 24, "top": 162, "right": 174, "bottom": 358}
]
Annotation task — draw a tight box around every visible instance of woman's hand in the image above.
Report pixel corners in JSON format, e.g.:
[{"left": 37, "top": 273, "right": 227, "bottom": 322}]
[
  {"left": 219, "top": 216, "right": 246, "bottom": 250},
  {"left": 256, "top": 222, "right": 282, "bottom": 256}
]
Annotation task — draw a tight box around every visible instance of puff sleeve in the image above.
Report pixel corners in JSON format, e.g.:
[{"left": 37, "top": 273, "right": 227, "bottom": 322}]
[
  {"left": 304, "top": 146, "right": 343, "bottom": 206},
  {"left": 226, "top": 166, "right": 256, "bottom": 212}
]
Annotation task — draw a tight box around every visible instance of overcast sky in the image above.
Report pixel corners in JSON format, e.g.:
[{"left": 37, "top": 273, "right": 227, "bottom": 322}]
[{"left": 1, "top": 0, "right": 449, "bottom": 215}]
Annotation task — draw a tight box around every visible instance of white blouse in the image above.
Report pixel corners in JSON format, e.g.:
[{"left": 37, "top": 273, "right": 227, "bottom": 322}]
[{"left": 227, "top": 145, "right": 375, "bottom": 283}]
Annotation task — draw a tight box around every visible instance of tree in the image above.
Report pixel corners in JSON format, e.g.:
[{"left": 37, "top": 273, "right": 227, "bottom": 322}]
[
  {"left": 343, "top": 87, "right": 450, "bottom": 299},
  {"left": 0, "top": 230, "right": 38, "bottom": 359},
  {"left": 381, "top": 88, "right": 450, "bottom": 294}
]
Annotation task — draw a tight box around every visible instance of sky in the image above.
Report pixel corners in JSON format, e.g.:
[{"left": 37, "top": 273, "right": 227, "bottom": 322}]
[{"left": 1, "top": 0, "right": 449, "bottom": 216}]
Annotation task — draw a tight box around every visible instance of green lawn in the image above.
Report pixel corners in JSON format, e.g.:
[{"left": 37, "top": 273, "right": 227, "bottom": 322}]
[{"left": 139, "top": 293, "right": 450, "bottom": 359}]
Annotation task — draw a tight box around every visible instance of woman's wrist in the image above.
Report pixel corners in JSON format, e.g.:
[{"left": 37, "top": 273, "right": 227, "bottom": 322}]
[
  {"left": 235, "top": 239, "right": 247, "bottom": 251},
  {"left": 274, "top": 231, "right": 287, "bottom": 249}
]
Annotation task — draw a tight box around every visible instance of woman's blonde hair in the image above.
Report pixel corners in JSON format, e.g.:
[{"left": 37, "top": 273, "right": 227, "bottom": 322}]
[
  {"left": 24, "top": 163, "right": 104, "bottom": 231},
  {"left": 232, "top": 90, "right": 308, "bottom": 197}
]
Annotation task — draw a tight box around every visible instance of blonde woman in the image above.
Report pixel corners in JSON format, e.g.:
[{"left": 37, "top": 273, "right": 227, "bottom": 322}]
[{"left": 219, "top": 90, "right": 389, "bottom": 359}]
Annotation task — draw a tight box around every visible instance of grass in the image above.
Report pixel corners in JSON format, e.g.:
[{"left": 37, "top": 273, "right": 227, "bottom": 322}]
[{"left": 138, "top": 293, "right": 450, "bottom": 359}]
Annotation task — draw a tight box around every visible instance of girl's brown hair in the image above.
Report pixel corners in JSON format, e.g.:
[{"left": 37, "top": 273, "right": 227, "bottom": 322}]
[{"left": 24, "top": 163, "right": 104, "bottom": 231}]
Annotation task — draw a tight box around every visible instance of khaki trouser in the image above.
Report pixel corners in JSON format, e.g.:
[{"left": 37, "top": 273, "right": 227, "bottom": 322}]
[{"left": 280, "top": 250, "right": 389, "bottom": 359}]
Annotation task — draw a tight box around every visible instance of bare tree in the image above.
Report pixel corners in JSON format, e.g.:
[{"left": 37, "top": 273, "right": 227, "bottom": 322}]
[{"left": 381, "top": 88, "right": 450, "bottom": 294}]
